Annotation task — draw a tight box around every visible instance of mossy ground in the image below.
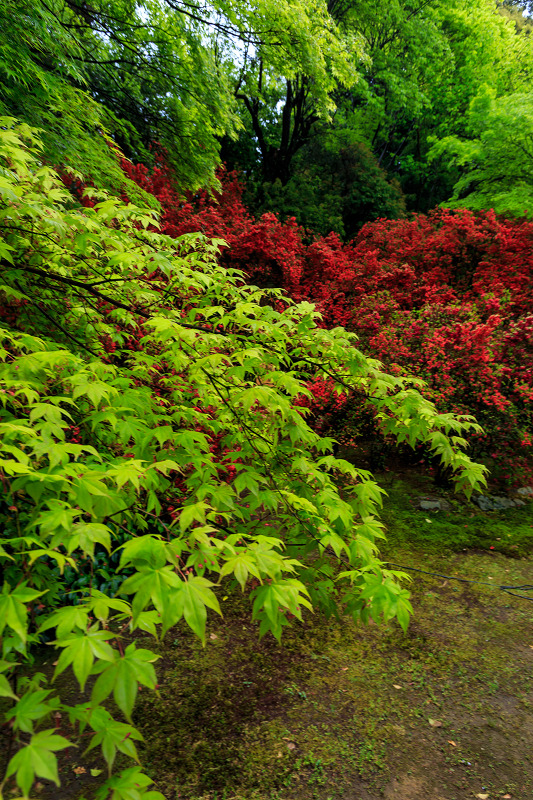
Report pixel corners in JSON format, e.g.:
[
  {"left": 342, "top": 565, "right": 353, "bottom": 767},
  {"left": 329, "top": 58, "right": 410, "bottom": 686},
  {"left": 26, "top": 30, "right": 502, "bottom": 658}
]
[
  {"left": 3, "top": 473, "right": 533, "bottom": 800},
  {"left": 131, "top": 474, "right": 533, "bottom": 800}
]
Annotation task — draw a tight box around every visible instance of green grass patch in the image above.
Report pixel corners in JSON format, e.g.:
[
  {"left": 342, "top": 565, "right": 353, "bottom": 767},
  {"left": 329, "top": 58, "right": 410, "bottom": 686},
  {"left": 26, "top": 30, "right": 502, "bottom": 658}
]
[{"left": 378, "top": 474, "right": 533, "bottom": 557}]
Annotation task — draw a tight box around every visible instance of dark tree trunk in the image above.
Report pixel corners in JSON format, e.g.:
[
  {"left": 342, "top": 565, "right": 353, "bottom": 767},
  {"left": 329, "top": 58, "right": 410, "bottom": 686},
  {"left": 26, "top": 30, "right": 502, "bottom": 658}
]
[{"left": 237, "top": 76, "right": 319, "bottom": 186}]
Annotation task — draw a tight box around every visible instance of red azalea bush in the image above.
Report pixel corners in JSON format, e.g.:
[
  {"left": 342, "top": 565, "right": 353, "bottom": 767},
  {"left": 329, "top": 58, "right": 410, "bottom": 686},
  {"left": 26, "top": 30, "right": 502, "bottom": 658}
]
[
  {"left": 121, "top": 163, "right": 533, "bottom": 487},
  {"left": 121, "top": 160, "right": 304, "bottom": 291}
]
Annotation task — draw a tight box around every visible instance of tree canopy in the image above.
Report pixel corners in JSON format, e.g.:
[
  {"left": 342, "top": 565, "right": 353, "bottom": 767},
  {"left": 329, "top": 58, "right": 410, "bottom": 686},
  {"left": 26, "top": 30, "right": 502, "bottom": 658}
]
[{"left": 430, "top": 89, "right": 533, "bottom": 215}]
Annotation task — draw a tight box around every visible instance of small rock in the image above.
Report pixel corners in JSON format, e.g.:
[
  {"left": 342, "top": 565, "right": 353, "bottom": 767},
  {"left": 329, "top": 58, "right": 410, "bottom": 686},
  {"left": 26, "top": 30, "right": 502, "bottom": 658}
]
[
  {"left": 492, "top": 496, "right": 516, "bottom": 510},
  {"left": 517, "top": 486, "right": 533, "bottom": 496},
  {"left": 474, "top": 495, "right": 495, "bottom": 511},
  {"left": 418, "top": 497, "right": 452, "bottom": 512},
  {"left": 474, "top": 494, "right": 518, "bottom": 511},
  {"left": 419, "top": 500, "right": 441, "bottom": 511}
]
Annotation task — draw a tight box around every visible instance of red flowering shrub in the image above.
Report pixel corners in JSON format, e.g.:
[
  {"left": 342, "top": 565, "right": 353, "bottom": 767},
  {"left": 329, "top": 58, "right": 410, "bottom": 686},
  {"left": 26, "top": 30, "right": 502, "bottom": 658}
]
[
  {"left": 303, "top": 211, "right": 533, "bottom": 485},
  {"left": 123, "top": 163, "right": 533, "bottom": 486},
  {"left": 121, "top": 160, "right": 304, "bottom": 290}
]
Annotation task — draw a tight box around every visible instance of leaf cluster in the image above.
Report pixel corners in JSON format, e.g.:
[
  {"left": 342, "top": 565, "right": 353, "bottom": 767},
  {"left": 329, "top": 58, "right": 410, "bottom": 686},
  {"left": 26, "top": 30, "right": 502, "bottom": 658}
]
[{"left": 0, "top": 119, "right": 487, "bottom": 798}]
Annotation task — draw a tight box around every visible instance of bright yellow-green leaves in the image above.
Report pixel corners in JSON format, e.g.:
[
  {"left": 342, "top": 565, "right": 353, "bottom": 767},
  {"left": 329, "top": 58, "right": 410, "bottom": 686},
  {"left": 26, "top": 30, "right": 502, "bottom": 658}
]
[
  {"left": 4, "top": 730, "right": 71, "bottom": 796},
  {"left": 0, "top": 120, "right": 488, "bottom": 799},
  {"left": 430, "top": 89, "right": 533, "bottom": 216}
]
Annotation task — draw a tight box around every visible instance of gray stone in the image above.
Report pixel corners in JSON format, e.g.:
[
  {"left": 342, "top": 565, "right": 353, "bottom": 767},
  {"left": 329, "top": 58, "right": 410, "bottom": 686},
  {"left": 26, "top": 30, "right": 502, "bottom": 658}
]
[
  {"left": 517, "top": 486, "right": 533, "bottom": 497},
  {"left": 419, "top": 500, "right": 442, "bottom": 511},
  {"left": 474, "top": 495, "right": 495, "bottom": 511},
  {"left": 473, "top": 494, "right": 524, "bottom": 511},
  {"left": 417, "top": 498, "right": 452, "bottom": 512},
  {"left": 492, "top": 496, "right": 516, "bottom": 510}
]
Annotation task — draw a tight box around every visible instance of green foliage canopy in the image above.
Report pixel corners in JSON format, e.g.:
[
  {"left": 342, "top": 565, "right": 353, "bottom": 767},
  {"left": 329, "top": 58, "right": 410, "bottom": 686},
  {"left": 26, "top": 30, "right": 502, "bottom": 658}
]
[
  {"left": 429, "top": 89, "right": 533, "bottom": 216},
  {"left": 0, "top": 120, "right": 488, "bottom": 797},
  {"left": 256, "top": 134, "right": 406, "bottom": 238},
  {"left": 0, "top": 0, "right": 360, "bottom": 193},
  {"left": 0, "top": 0, "right": 242, "bottom": 191},
  {"left": 330, "top": 0, "right": 531, "bottom": 211}
]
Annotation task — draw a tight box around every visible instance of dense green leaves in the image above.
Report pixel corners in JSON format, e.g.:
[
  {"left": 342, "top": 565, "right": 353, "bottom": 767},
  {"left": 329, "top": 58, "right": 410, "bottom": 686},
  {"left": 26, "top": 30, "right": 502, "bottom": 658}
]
[
  {"left": 430, "top": 89, "right": 533, "bottom": 215},
  {"left": 0, "top": 120, "right": 487, "bottom": 798},
  {"left": 0, "top": 0, "right": 363, "bottom": 192}
]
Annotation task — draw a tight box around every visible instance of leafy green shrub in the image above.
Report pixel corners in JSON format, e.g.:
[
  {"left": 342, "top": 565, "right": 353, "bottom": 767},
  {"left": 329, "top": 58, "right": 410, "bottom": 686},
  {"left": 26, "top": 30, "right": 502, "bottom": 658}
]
[
  {"left": 0, "top": 119, "right": 486, "bottom": 799},
  {"left": 256, "top": 138, "right": 406, "bottom": 240}
]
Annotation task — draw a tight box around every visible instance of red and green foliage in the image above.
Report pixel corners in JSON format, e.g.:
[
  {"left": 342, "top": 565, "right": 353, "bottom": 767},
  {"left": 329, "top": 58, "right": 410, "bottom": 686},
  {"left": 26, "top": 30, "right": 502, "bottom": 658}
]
[
  {"left": 1, "top": 121, "right": 488, "bottom": 800},
  {"left": 121, "top": 160, "right": 305, "bottom": 292},
  {"left": 122, "top": 164, "right": 533, "bottom": 485}
]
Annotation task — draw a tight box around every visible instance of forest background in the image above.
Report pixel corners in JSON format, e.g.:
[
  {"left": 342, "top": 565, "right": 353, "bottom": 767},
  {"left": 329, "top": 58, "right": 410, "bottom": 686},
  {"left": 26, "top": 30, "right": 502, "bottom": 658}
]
[{"left": 0, "top": 1, "right": 533, "bottom": 798}]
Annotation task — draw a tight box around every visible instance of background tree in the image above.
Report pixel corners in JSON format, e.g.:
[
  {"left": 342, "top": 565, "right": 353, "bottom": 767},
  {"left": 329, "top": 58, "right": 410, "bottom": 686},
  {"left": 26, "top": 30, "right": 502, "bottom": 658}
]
[
  {"left": 253, "top": 132, "right": 406, "bottom": 239},
  {"left": 225, "top": 0, "right": 531, "bottom": 229},
  {"left": 225, "top": 1, "right": 362, "bottom": 186},
  {"left": 429, "top": 89, "right": 533, "bottom": 216},
  {"left": 1, "top": 0, "right": 358, "bottom": 192},
  {"left": 328, "top": 0, "right": 529, "bottom": 212}
]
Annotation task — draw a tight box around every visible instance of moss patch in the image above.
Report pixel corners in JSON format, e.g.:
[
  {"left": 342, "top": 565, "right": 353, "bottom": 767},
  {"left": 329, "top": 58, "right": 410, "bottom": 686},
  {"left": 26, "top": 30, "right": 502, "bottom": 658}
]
[
  {"left": 133, "top": 534, "right": 533, "bottom": 800},
  {"left": 377, "top": 473, "right": 533, "bottom": 557},
  {"left": 4, "top": 474, "right": 533, "bottom": 800}
]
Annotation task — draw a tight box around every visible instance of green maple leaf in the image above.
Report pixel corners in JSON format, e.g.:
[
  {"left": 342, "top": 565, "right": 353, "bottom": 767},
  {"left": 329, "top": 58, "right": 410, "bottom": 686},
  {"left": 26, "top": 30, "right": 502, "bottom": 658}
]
[{"left": 6, "top": 729, "right": 71, "bottom": 797}]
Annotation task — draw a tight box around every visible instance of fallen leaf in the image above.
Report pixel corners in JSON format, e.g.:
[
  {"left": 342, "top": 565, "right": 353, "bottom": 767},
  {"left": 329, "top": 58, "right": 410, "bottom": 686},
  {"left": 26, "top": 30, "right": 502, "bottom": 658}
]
[
  {"left": 393, "top": 684, "right": 403, "bottom": 689},
  {"left": 73, "top": 766, "right": 86, "bottom": 776},
  {"left": 447, "top": 740, "right": 456, "bottom": 746},
  {"left": 476, "top": 794, "right": 489, "bottom": 800},
  {"left": 90, "top": 769, "right": 103, "bottom": 777},
  {"left": 340, "top": 667, "right": 348, "bottom": 671},
  {"left": 286, "top": 742, "right": 296, "bottom": 750},
  {"left": 277, "top": 751, "right": 282, "bottom": 758},
  {"left": 503, "top": 794, "right": 512, "bottom": 799},
  {"left": 209, "top": 633, "right": 218, "bottom": 640},
  {"left": 428, "top": 718, "right": 443, "bottom": 727},
  {"left": 425, "top": 518, "right": 433, "bottom": 523}
]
